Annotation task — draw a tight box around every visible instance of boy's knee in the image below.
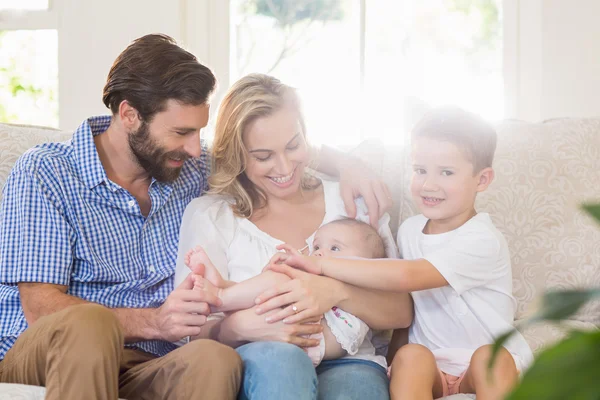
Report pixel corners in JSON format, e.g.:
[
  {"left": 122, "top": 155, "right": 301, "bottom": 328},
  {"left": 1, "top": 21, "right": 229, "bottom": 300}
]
[
  {"left": 392, "top": 343, "right": 435, "bottom": 367},
  {"left": 471, "top": 345, "right": 516, "bottom": 374}
]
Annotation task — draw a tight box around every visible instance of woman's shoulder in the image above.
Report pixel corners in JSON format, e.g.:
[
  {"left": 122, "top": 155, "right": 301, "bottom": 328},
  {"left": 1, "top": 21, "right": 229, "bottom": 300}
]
[{"left": 183, "top": 193, "right": 238, "bottom": 223}]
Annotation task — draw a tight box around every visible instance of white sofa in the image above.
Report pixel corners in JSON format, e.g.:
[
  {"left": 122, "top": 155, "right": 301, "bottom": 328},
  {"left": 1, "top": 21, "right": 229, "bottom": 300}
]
[{"left": 1, "top": 119, "right": 599, "bottom": 399}]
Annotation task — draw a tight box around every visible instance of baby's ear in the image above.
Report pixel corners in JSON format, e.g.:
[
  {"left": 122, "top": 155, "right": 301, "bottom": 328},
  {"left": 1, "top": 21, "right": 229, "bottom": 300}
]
[{"left": 476, "top": 167, "right": 495, "bottom": 192}]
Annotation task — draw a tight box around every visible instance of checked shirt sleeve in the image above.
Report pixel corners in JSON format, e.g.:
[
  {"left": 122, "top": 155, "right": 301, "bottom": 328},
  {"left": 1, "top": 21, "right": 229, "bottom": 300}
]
[{"left": 0, "top": 166, "right": 74, "bottom": 286}]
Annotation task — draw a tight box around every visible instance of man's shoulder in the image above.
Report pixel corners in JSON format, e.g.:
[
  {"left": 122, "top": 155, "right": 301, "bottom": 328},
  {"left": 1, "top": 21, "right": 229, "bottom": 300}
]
[{"left": 13, "top": 140, "right": 74, "bottom": 177}]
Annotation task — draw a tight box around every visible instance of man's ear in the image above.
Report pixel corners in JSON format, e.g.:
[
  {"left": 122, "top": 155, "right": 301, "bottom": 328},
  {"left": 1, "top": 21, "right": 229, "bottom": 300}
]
[
  {"left": 117, "top": 100, "right": 142, "bottom": 131},
  {"left": 476, "top": 167, "right": 495, "bottom": 192}
]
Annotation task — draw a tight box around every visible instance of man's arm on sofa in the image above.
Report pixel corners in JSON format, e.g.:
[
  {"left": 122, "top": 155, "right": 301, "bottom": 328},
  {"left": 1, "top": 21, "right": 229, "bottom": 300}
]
[{"left": 18, "top": 275, "right": 219, "bottom": 343}]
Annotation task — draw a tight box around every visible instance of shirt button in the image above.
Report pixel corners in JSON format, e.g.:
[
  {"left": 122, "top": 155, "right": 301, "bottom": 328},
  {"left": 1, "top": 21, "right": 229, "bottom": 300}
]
[
  {"left": 128, "top": 200, "right": 136, "bottom": 207},
  {"left": 148, "top": 265, "right": 156, "bottom": 273}
]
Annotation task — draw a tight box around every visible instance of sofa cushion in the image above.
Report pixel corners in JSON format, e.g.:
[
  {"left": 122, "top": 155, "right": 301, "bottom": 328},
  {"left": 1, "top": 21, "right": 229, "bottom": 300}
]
[
  {"left": 0, "top": 123, "right": 72, "bottom": 204},
  {"left": 478, "top": 119, "right": 600, "bottom": 324},
  {"left": 0, "top": 384, "right": 45, "bottom": 400}
]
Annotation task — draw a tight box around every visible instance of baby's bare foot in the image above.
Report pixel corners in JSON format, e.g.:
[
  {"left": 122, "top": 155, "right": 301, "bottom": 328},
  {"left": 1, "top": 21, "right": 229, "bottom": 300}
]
[
  {"left": 192, "top": 275, "right": 223, "bottom": 313},
  {"left": 185, "top": 246, "right": 225, "bottom": 288}
]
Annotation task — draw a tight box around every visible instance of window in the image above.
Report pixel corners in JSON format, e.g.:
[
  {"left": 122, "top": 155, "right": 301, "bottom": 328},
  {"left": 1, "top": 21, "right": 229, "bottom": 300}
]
[
  {"left": 229, "top": 0, "right": 503, "bottom": 145},
  {"left": 0, "top": 0, "right": 48, "bottom": 10},
  {"left": 230, "top": 0, "right": 362, "bottom": 145},
  {"left": 0, "top": 0, "right": 58, "bottom": 127}
]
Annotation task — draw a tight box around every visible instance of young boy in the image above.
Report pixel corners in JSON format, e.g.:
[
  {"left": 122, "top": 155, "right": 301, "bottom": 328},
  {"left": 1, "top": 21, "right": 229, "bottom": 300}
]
[
  {"left": 268, "top": 107, "right": 534, "bottom": 399},
  {"left": 184, "top": 218, "right": 387, "bottom": 366}
]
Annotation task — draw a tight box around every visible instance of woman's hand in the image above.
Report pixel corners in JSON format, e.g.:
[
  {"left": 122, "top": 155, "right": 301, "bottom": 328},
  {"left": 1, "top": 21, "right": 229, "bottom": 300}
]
[
  {"left": 254, "top": 265, "right": 344, "bottom": 324},
  {"left": 339, "top": 157, "right": 393, "bottom": 227},
  {"left": 222, "top": 306, "right": 323, "bottom": 348}
]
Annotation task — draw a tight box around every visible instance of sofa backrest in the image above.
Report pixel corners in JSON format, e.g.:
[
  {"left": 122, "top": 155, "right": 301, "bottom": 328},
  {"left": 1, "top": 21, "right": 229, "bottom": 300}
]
[
  {"left": 0, "top": 123, "right": 72, "bottom": 204},
  {"left": 2, "top": 119, "right": 600, "bottom": 328}
]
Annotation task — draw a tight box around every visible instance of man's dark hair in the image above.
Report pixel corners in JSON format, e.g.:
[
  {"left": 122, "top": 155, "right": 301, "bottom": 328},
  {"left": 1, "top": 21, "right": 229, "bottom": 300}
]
[{"left": 102, "top": 34, "right": 216, "bottom": 122}]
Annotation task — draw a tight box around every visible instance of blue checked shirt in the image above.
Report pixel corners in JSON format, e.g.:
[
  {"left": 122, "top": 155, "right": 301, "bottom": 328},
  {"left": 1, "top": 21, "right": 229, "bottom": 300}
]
[{"left": 0, "top": 116, "right": 209, "bottom": 360}]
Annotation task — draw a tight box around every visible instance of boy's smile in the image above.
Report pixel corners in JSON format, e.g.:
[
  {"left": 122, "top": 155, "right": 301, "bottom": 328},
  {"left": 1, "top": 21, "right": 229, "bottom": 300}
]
[{"left": 410, "top": 137, "right": 493, "bottom": 234}]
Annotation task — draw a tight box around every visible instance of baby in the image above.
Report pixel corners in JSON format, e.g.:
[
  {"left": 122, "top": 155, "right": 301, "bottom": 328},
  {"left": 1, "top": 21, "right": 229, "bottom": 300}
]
[{"left": 185, "top": 218, "right": 386, "bottom": 366}]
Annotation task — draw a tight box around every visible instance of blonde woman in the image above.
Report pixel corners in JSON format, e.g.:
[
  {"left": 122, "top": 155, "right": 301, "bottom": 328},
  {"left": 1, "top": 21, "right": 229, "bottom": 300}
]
[{"left": 175, "top": 74, "right": 412, "bottom": 399}]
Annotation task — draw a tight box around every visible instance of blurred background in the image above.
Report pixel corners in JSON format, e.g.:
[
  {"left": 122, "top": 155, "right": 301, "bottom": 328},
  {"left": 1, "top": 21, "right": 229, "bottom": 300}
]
[{"left": 1, "top": 0, "right": 598, "bottom": 146}]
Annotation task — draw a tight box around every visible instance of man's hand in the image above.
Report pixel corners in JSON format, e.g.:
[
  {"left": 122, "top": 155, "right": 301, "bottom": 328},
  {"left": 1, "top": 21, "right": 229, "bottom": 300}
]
[
  {"left": 339, "top": 157, "right": 393, "bottom": 226},
  {"left": 151, "top": 273, "right": 222, "bottom": 342}
]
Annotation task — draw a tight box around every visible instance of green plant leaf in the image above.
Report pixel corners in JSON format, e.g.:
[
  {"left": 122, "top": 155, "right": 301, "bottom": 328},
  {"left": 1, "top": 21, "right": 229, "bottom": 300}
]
[
  {"left": 582, "top": 203, "right": 600, "bottom": 225},
  {"left": 507, "top": 330, "right": 600, "bottom": 400},
  {"left": 488, "top": 329, "right": 516, "bottom": 370},
  {"left": 489, "top": 288, "right": 600, "bottom": 369},
  {"left": 532, "top": 289, "right": 600, "bottom": 323}
]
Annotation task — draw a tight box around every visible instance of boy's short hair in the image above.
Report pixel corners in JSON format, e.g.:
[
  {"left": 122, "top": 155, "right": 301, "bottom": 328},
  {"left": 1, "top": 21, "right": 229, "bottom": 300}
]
[
  {"left": 411, "top": 106, "right": 497, "bottom": 173},
  {"left": 328, "top": 218, "right": 386, "bottom": 259}
]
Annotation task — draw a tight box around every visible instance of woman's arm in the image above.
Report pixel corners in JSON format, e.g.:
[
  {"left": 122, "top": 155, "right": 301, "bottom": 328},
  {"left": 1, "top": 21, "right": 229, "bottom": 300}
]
[
  {"left": 312, "top": 144, "right": 393, "bottom": 227},
  {"left": 255, "top": 266, "right": 414, "bottom": 331},
  {"left": 335, "top": 282, "right": 413, "bottom": 331},
  {"left": 191, "top": 306, "right": 323, "bottom": 349}
]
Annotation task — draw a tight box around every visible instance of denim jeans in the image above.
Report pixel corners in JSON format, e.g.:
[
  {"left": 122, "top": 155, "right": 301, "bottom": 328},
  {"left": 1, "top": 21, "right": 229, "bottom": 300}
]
[{"left": 237, "top": 342, "right": 389, "bottom": 400}]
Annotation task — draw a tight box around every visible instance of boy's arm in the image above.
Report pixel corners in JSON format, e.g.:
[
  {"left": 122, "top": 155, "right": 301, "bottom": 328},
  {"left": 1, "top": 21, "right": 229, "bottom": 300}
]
[
  {"left": 320, "top": 257, "right": 448, "bottom": 292},
  {"left": 273, "top": 255, "right": 448, "bottom": 292}
]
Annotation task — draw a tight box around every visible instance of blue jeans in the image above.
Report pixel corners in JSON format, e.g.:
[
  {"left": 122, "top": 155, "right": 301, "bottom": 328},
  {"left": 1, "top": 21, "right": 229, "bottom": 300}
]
[{"left": 237, "top": 342, "right": 389, "bottom": 400}]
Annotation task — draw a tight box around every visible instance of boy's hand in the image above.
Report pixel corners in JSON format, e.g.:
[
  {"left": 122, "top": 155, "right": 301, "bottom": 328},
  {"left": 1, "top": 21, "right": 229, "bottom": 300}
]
[
  {"left": 263, "top": 243, "right": 298, "bottom": 271},
  {"left": 269, "top": 255, "right": 323, "bottom": 277},
  {"left": 264, "top": 244, "right": 323, "bottom": 276}
]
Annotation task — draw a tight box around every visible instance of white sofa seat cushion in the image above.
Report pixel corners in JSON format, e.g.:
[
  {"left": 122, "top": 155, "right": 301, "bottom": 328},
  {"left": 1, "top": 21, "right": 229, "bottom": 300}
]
[{"left": 0, "top": 384, "right": 45, "bottom": 400}]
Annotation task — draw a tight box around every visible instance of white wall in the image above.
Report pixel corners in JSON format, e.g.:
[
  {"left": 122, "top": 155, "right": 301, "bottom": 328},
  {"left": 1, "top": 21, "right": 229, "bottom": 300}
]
[
  {"left": 5, "top": 0, "right": 599, "bottom": 129},
  {"left": 510, "top": 0, "right": 600, "bottom": 122},
  {"left": 57, "top": 0, "right": 187, "bottom": 130},
  {"left": 541, "top": 0, "right": 600, "bottom": 120}
]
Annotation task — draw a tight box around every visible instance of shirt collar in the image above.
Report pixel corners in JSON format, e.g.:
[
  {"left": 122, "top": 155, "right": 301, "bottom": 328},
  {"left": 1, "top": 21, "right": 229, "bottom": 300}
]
[{"left": 73, "top": 115, "right": 112, "bottom": 190}]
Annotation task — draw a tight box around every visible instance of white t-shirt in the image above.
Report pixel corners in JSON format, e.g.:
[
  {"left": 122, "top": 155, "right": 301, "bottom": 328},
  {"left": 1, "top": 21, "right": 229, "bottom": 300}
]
[
  {"left": 398, "top": 213, "right": 534, "bottom": 376},
  {"left": 175, "top": 179, "right": 398, "bottom": 368}
]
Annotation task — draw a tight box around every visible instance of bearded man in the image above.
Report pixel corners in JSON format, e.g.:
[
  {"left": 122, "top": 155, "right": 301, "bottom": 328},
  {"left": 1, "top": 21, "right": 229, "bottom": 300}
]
[{"left": 0, "top": 34, "right": 392, "bottom": 400}]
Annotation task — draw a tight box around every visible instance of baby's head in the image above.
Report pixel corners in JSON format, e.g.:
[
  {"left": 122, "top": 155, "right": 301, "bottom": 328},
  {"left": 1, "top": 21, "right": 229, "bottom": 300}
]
[
  {"left": 410, "top": 107, "right": 497, "bottom": 223},
  {"left": 311, "top": 218, "right": 386, "bottom": 259}
]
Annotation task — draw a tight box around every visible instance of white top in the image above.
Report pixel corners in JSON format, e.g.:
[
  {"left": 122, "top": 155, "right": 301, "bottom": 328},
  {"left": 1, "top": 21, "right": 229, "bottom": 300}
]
[
  {"left": 175, "top": 179, "right": 398, "bottom": 368},
  {"left": 398, "top": 213, "right": 534, "bottom": 376}
]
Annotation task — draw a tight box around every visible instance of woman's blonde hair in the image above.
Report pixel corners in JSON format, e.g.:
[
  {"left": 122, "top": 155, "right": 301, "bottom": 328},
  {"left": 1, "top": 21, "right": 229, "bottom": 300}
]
[{"left": 209, "top": 73, "right": 318, "bottom": 217}]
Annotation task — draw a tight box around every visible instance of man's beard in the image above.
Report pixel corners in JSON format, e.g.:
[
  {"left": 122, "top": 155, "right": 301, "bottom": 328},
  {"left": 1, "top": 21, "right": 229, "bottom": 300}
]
[{"left": 128, "top": 122, "right": 189, "bottom": 183}]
